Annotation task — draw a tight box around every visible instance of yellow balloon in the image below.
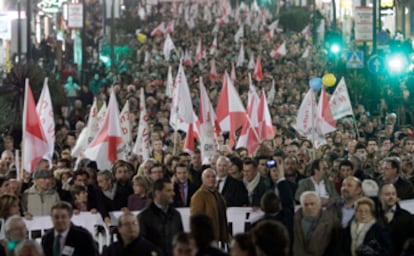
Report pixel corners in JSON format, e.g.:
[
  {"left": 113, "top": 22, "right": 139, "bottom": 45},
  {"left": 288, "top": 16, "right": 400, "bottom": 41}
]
[{"left": 322, "top": 73, "right": 336, "bottom": 87}]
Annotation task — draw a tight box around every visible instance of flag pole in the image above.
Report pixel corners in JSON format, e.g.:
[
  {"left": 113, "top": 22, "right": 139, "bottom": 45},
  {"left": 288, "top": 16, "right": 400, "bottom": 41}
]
[
  {"left": 311, "top": 91, "right": 317, "bottom": 160},
  {"left": 351, "top": 112, "right": 360, "bottom": 141}
]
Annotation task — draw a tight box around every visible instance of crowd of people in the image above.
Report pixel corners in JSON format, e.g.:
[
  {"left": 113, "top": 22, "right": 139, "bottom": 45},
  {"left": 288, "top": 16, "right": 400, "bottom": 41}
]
[{"left": 1, "top": 0, "right": 414, "bottom": 256}]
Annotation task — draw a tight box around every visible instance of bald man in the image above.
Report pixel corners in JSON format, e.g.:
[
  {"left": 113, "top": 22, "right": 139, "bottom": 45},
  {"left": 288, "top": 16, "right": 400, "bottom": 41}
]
[{"left": 190, "top": 169, "right": 229, "bottom": 244}]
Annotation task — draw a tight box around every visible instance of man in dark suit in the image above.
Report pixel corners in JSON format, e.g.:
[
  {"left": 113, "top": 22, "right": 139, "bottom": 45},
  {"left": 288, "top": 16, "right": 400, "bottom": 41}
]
[
  {"left": 139, "top": 178, "right": 183, "bottom": 255},
  {"left": 378, "top": 157, "right": 414, "bottom": 200},
  {"left": 378, "top": 183, "right": 414, "bottom": 255},
  {"left": 216, "top": 156, "right": 249, "bottom": 207},
  {"left": 173, "top": 163, "right": 197, "bottom": 207},
  {"left": 41, "top": 201, "right": 98, "bottom": 256},
  {"left": 243, "top": 158, "right": 271, "bottom": 207}
]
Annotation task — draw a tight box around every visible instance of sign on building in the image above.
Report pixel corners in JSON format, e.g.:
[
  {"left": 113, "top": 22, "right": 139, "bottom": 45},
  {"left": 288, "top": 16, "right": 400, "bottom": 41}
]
[
  {"left": 68, "top": 3, "right": 83, "bottom": 29},
  {"left": 354, "top": 7, "right": 373, "bottom": 42}
]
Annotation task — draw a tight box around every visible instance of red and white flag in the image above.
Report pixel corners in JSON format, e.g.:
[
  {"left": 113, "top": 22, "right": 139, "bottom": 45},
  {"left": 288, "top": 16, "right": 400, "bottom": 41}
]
[
  {"left": 270, "top": 41, "right": 287, "bottom": 59},
  {"left": 236, "top": 77, "right": 260, "bottom": 155},
  {"left": 119, "top": 100, "right": 131, "bottom": 159},
  {"left": 209, "top": 36, "right": 217, "bottom": 55},
  {"left": 195, "top": 39, "right": 205, "bottom": 63},
  {"left": 36, "top": 78, "right": 55, "bottom": 164},
  {"left": 133, "top": 88, "right": 150, "bottom": 160},
  {"left": 166, "top": 20, "right": 175, "bottom": 34},
  {"left": 296, "top": 89, "right": 327, "bottom": 148},
  {"left": 150, "top": 22, "right": 166, "bottom": 36},
  {"left": 183, "top": 49, "right": 193, "bottom": 67},
  {"left": 96, "top": 101, "right": 107, "bottom": 131},
  {"left": 329, "top": 77, "right": 354, "bottom": 120},
  {"left": 258, "top": 90, "right": 275, "bottom": 140},
  {"left": 183, "top": 123, "right": 196, "bottom": 154},
  {"left": 265, "top": 29, "right": 274, "bottom": 42},
  {"left": 83, "top": 89, "right": 123, "bottom": 170},
  {"left": 236, "top": 44, "right": 245, "bottom": 67},
  {"left": 22, "top": 79, "right": 48, "bottom": 172},
  {"left": 198, "top": 77, "right": 217, "bottom": 164},
  {"left": 318, "top": 87, "right": 336, "bottom": 135},
  {"left": 209, "top": 59, "right": 218, "bottom": 81},
  {"left": 215, "top": 72, "right": 247, "bottom": 148},
  {"left": 163, "top": 34, "right": 175, "bottom": 61},
  {"left": 253, "top": 55, "right": 263, "bottom": 82},
  {"left": 170, "top": 64, "right": 195, "bottom": 130},
  {"left": 165, "top": 65, "right": 174, "bottom": 98}
]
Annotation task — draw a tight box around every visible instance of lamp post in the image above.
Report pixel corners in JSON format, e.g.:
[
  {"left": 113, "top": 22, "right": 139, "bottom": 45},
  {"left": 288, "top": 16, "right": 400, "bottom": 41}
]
[
  {"left": 26, "top": 0, "right": 32, "bottom": 61},
  {"left": 17, "top": 0, "right": 22, "bottom": 63}
]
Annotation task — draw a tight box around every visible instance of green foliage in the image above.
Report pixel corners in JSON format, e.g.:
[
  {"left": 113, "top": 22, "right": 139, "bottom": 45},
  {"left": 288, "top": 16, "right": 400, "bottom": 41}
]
[
  {"left": 279, "top": 7, "right": 311, "bottom": 32},
  {"left": 0, "top": 62, "right": 64, "bottom": 132}
]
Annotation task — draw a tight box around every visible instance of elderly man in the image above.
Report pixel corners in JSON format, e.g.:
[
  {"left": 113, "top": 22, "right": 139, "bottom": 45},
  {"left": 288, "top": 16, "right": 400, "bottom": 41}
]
[
  {"left": 379, "top": 157, "right": 414, "bottom": 199},
  {"left": 139, "top": 178, "right": 183, "bottom": 255},
  {"left": 103, "top": 212, "right": 161, "bottom": 256},
  {"left": 3, "top": 215, "right": 28, "bottom": 255},
  {"left": 378, "top": 183, "right": 414, "bottom": 255},
  {"left": 190, "top": 168, "right": 229, "bottom": 245},
  {"left": 295, "top": 159, "right": 340, "bottom": 207},
  {"left": 41, "top": 202, "right": 98, "bottom": 256},
  {"left": 22, "top": 170, "right": 60, "bottom": 217},
  {"left": 293, "top": 191, "right": 341, "bottom": 256},
  {"left": 216, "top": 156, "right": 248, "bottom": 207}
]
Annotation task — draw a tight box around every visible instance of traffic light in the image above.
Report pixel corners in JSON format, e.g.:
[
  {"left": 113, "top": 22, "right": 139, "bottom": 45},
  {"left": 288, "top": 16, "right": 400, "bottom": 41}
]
[
  {"left": 325, "top": 30, "right": 344, "bottom": 56},
  {"left": 385, "top": 39, "right": 412, "bottom": 75}
]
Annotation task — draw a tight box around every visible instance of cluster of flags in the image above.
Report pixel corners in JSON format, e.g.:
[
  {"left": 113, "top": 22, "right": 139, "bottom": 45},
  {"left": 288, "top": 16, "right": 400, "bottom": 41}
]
[{"left": 295, "top": 77, "right": 354, "bottom": 148}]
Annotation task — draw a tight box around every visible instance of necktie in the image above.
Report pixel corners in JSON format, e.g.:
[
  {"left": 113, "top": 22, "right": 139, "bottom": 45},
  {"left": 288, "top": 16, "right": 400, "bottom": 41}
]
[
  {"left": 217, "top": 179, "right": 222, "bottom": 192},
  {"left": 179, "top": 184, "right": 186, "bottom": 205},
  {"left": 53, "top": 233, "right": 61, "bottom": 256}
]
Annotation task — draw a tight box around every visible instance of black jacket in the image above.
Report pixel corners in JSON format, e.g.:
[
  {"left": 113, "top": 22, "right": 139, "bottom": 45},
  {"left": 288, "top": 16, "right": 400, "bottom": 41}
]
[
  {"left": 173, "top": 180, "right": 197, "bottom": 207},
  {"left": 96, "top": 182, "right": 133, "bottom": 218},
  {"left": 102, "top": 235, "right": 162, "bottom": 256},
  {"left": 250, "top": 176, "right": 271, "bottom": 207},
  {"left": 138, "top": 202, "right": 183, "bottom": 255},
  {"left": 221, "top": 176, "right": 249, "bottom": 207},
  {"left": 377, "top": 203, "right": 414, "bottom": 255},
  {"left": 41, "top": 224, "right": 98, "bottom": 256}
]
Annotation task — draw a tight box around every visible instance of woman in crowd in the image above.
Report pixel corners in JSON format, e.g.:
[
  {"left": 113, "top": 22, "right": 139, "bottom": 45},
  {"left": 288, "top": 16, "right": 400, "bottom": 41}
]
[{"left": 342, "top": 197, "right": 393, "bottom": 256}]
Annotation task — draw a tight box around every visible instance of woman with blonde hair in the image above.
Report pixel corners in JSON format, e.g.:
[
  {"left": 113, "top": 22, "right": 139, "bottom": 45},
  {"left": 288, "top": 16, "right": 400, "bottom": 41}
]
[{"left": 341, "top": 197, "right": 393, "bottom": 256}]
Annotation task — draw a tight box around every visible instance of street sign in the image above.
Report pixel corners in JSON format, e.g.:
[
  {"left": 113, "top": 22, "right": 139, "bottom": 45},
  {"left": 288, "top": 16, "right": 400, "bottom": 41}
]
[
  {"left": 377, "top": 30, "right": 390, "bottom": 45},
  {"left": 346, "top": 51, "right": 364, "bottom": 69},
  {"left": 368, "top": 55, "right": 385, "bottom": 74},
  {"left": 354, "top": 7, "right": 373, "bottom": 42}
]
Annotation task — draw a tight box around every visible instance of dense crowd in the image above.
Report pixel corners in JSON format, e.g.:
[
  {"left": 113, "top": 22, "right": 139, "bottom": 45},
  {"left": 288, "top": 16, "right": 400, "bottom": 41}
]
[{"left": 1, "top": 1, "right": 414, "bottom": 256}]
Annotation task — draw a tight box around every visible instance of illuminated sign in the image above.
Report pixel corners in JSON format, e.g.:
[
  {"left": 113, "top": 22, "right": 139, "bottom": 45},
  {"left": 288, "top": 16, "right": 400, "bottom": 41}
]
[
  {"left": 380, "top": 0, "right": 394, "bottom": 8},
  {"left": 37, "top": 0, "right": 67, "bottom": 13}
]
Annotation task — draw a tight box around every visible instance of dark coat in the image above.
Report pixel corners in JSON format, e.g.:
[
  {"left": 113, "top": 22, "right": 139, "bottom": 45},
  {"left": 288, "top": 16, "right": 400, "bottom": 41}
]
[
  {"left": 341, "top": 221, "right": 393, "bottom": 256},
  {"left": 41, "top": 224, "right": 98, "bottom": 256},
  {"left": 173, "top": 180, "right": 197, "bottom": 207},
  {"left": 102, "top": 235, "right": 162, "bottom": 256},
  {"left": 293, "top": 208, "right": 341, "bottom": 256},
  {"left": 221, "top": 176, "right": 249, "bottom": 207},
  {"left": 377, "top": 203, "right": 414, "bottom": 255},
  {"left": 253, "top": 179, "right": 295, "bottom": 236},
  {"left": 96, "top": 182, "right": 133, "bottom": 218},
  {"left": 250, "top": 176, "right": 271, "bottom": 207},
  {"left": 138, "top": 202, "right": 183, "bottom": 255}
]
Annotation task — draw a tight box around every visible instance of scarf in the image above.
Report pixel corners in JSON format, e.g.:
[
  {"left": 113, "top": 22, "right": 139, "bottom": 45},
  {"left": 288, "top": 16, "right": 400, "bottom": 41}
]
[
  {"left": 350, "top": 218, "right": 376, "bottom": 256},
  {"left": 244, "top": 173, "right": 261, "bottom": 203}
]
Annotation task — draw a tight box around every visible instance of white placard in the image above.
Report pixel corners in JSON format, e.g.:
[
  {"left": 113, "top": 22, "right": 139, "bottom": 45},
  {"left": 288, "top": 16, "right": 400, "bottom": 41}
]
[
  {"left": 68, "top": 4, "right": 83, "bottom": 29},
  {"left": 354, "top": 7, "right": 373, "bottom": 41}
]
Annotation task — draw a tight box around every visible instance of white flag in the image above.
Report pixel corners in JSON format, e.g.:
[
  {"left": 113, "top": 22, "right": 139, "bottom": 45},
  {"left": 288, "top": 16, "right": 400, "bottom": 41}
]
[
  {"left": 119, "top": 100, "right": 131, "bottom": 159},
  {"left": 301, "top": 45, "right": 310, "bottom": 59},
  {"left": 248, "top": 53, "right": 255, "bottom": 70},
  {"left": 329, "top": 77, "right": 354, "bottom": 120},
  {"left": 267, "top": 78, "right": 276, "bottom": 105},
  {"left": 234, "top": 24, "right": 244, "bottom": 43},
  {"left": 36, "top": 78, "right": 55, "bottom": 164},
  {"left": 165, "top": 66, "right": 174, "bottom": 98},
  {"left": 133, "top": 88, "right": 150, "bottom": 160},
  {"left": 163, "top": 34, "right": 175, "bottom": 61},
  {"left": 236, "top": 44, "right": 245, "bottom": 67}
]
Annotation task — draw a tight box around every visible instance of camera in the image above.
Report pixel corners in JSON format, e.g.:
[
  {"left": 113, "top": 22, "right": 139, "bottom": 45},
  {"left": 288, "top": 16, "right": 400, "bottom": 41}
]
[{"left": 266, "top": 160, "right": 277, "bottom": 168}]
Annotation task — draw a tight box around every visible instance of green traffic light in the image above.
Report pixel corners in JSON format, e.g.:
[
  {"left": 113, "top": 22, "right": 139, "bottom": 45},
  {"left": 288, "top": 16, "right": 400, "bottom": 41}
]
[
  {"left": 386, "top": 53, "right": 408, "bottom": 74},
  {"left": 330, "top": 44, "right": 341, "bottom": 54}
]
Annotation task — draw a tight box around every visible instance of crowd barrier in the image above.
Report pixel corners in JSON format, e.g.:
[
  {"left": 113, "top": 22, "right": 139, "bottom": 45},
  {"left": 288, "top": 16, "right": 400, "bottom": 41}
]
[{"left": 22, "top": 200, "right": 414, "bottom": 252}]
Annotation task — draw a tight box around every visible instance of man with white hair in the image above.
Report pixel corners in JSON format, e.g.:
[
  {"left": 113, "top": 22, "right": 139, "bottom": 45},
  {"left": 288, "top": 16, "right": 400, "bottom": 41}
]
[
  {"left": 293, "top": 191, "right": 341, "bottom": 255},
  {"left": 3, "top": 215, "right": 28, "bottom": 255},
  {"left": 190, "top": 168, "right": 229, "bottom": 244}
]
